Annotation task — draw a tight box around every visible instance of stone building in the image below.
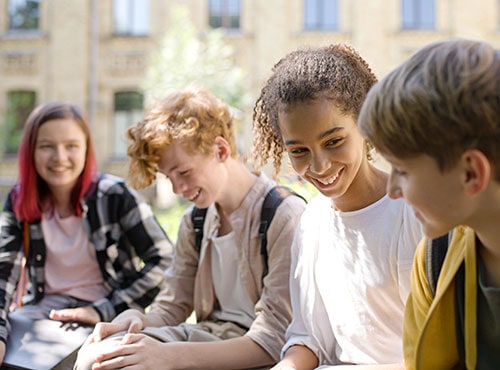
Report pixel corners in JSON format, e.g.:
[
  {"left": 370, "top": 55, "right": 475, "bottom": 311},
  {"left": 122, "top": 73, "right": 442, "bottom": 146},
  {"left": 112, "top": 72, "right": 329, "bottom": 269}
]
[{"left": 0, "top": 0, "right": 499, "bottom": 196}]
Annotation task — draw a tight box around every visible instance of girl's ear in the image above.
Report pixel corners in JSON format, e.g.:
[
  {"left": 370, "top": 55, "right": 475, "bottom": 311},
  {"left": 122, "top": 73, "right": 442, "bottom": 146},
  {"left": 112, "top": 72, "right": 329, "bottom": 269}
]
[
  {"left": 213, "top": 136, "right": 231, "bottom": 162},
  {"left": 462, "top": 149, "right": 491, "bottom": 196}
]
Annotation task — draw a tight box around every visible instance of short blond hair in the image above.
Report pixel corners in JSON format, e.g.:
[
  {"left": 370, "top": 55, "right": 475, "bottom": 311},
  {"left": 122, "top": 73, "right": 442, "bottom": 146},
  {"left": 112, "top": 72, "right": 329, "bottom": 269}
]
[
  {"left": 127, "top": 86, "right": 237, "bottom": 189},
  {"left": 359, "top": 39, "right": 500, "bottom": 179}
]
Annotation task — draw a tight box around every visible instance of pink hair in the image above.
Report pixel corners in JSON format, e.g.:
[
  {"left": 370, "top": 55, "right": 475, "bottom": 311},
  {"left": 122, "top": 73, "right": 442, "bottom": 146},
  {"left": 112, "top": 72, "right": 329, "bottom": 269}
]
[{"left": 13, "top": 102, "right": 98, "bottom": 222}]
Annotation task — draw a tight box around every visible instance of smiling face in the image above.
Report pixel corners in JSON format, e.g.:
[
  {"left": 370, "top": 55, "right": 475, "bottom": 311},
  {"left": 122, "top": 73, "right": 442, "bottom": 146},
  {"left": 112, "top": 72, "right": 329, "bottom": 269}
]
[
  {"left": 383, "top": 152, "right": 469, "bottom": 239},
  {"left": 278, "top": 96, "right": 368, "bottom": 207},
  {"left": 157, "top": 140, "right": 226, "bottom": 209},
  {"left": 34, "top": 118, "right": 87, "bottom": 196}
]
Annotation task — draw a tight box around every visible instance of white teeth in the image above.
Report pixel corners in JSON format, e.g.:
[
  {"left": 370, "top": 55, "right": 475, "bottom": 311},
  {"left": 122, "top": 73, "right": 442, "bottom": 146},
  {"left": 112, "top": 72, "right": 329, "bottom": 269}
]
[
  {"left": 188, "top": 190, "right": 200, "bottom": 201},
  {"left": 318, "top": 174, "right": 338, "bottom": 185}
]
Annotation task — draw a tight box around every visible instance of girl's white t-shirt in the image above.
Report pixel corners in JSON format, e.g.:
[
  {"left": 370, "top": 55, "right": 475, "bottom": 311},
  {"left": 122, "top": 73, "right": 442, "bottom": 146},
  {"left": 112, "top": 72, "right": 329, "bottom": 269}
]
[{"left": 284, "top": 193, "right": 422, "bottom": 365}]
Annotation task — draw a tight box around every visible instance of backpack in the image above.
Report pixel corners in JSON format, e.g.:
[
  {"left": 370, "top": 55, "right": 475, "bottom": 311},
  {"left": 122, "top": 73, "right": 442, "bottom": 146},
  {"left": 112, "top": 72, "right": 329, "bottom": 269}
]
[
  {"left": 425, "top": 230, "right": 454, "bottom": 296},
  {"left": 191, "top": 186, "right": 305, "bottom": 277}
]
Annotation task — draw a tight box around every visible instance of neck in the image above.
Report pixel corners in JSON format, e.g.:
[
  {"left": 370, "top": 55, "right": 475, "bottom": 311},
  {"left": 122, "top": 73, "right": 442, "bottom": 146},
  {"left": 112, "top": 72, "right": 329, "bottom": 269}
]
[
  {"left": 51, "top": 190, "right": 75, "bottom": 218},
  {"left": 472, "top": 184, "right": 500, "bottom": 287},
  {"left": 217, "top": 159, "right": 257, "bottom": 216},
  {"left": 333, "top": 162, "right": 388, "bottom": 212}
]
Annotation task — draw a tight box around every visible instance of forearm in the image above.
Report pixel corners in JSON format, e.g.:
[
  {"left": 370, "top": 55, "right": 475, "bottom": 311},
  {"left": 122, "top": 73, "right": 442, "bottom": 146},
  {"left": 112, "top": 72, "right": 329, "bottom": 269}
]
[
  {"left": 317, "top": 364, "right": 404, "bottom": 369},
  {"left": 275, "top": 344, "right": 319, "bottom": 370}
]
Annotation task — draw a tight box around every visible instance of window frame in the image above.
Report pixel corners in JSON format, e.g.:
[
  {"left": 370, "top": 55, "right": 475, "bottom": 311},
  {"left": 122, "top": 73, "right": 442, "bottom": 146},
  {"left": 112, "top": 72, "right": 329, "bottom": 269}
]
[
  {"left": 4, "top": 90, "right": 36, "bottom": 156},
  {"left": 208, "top": 0, "right": 241, "bottom": 30},
  {"left": 8, "top": 0, "right": 40, "bottom": 31},
  {"left": 112, "top": 0, "right": 150, "bottom": 36},
  {"left": 112, "top": 91, "right": 144, "bottom": 158},
  {"left": 401, "top": 0, "right": 435, "bottom": 30},
  {"left": 303, "top": 0, "right": 339, "bottom": 31}
]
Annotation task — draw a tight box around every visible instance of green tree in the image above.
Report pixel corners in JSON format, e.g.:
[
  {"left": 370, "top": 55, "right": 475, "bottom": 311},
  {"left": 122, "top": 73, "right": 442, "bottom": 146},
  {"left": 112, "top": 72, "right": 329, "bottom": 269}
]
[{"left": 143, "top": 5, "right": 248, "bottom": 110}]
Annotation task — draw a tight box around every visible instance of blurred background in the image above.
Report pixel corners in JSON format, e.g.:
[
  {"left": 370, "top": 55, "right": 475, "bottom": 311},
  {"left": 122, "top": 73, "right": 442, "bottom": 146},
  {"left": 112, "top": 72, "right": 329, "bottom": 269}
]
[{"left": 1, "top": 0, "right": 499, "bottom": 238}]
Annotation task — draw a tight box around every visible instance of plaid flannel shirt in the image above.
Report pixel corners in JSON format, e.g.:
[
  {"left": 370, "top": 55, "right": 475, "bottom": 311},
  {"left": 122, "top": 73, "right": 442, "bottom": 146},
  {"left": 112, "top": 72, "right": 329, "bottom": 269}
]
[{"left": 0, "top": 173, "right": 173, "bottom": 343}]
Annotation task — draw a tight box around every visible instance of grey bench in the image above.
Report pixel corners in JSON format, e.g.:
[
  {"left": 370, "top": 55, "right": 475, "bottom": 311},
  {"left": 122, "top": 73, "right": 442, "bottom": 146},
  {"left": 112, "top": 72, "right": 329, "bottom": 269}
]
[{"left": 1, "top": 317, "right": 92, "bottom": 370}]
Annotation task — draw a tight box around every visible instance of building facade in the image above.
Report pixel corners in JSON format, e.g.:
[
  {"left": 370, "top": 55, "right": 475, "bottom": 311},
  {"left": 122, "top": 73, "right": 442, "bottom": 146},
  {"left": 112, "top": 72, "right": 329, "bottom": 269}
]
[{"left": 0, "top": 0, "right": 499, "bottom": 192}]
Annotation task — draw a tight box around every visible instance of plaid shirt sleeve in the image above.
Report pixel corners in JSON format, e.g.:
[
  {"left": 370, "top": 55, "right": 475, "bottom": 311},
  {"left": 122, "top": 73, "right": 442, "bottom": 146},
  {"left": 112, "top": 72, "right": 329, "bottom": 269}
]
[
  {"left": 83, "top": 174, "right": 173, "bottom": 321},
  {"left": 0, "top": 190, "right": 24, "bottom": 343}
]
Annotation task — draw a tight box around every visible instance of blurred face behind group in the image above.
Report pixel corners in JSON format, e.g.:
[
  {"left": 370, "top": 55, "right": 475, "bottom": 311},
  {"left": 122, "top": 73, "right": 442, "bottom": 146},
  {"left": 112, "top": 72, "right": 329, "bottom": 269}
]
[{"left": 34, "top": 118, "right": 87, "bottom": 197}]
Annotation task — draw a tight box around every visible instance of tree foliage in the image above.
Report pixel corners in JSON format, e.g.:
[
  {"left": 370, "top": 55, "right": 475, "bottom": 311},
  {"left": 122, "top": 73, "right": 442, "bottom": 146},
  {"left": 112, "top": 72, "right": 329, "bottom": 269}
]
[{"left": 143, "top": 6, "right": 248, "bottom": 110}]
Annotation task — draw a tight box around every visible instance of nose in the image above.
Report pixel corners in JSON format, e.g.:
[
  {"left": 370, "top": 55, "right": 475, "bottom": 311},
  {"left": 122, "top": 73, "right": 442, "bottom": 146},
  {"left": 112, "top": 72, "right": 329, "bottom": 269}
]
[
  {"left": 170, "top": 177, "right": 186, "bottom": 195},
  {"left": 309, "top": 151, "right": 330, "bottom": 175},
  {"left": 387, "top": 173, "right": 402, "bottom": 199},
  {"left": 53, "top": 145, "right": 68, "bottom": 161}
]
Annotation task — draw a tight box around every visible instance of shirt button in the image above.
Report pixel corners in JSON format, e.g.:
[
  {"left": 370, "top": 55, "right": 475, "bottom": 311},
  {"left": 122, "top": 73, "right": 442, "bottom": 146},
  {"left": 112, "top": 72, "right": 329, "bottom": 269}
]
[
  {"left": 36, "top": 254, "right": 42, "bottom": 261},
  {"left": 38, "top": 286, "right": 43, "bottom": 292}
]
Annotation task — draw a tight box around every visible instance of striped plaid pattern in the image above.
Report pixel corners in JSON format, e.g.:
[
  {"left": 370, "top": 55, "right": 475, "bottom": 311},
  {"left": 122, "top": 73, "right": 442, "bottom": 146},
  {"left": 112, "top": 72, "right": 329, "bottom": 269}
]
[{"left": 0, "top": 173, "right": 173, "bottom": 342}]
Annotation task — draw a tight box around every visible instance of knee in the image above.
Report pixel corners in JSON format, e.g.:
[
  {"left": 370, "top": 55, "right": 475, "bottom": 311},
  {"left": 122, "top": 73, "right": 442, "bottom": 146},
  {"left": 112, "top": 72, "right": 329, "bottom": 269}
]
[
  {"left": 73, "top": 332, "right": 125, "bottom": 370},
  {"left": 73, "top": 341, "right": 98, "bottom": 370}
]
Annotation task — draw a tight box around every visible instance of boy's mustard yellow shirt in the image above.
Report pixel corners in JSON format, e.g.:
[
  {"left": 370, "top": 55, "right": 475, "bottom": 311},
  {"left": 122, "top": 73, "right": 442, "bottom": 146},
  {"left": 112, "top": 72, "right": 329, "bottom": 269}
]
[{"left": 404, "top": 226, "right": 478, "bottom": 370}]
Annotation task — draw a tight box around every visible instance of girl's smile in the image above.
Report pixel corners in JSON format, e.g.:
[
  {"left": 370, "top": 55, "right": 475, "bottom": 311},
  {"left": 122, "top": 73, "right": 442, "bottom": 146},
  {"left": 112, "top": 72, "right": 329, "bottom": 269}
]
[
  {"left": 278, "top": 96, "right": 376, "bottom": 211},
  {"left": 34, "top": 118, "right": 87, "bottom": 196}
]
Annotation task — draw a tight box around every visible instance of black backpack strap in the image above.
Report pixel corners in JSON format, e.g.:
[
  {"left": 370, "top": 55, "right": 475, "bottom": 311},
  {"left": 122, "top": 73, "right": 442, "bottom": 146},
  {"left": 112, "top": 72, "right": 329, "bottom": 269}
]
[
  {"left": 259, "top": 186, "right": 306, "bottom": 277},
  {"left": 191, "top": 206, "right": 208, "bottom": 252},
  {"left": 191, "top": 186, "right": 306, "bottom": 279},
  {"left": 425, "top": 231, "right": 453, "bottom": 296}
]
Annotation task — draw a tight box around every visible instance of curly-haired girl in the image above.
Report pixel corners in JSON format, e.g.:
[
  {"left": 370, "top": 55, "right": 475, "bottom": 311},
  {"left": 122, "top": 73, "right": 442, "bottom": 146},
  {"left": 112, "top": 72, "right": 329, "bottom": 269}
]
[{"left": 252, "top": 44, "right": 423, "bottom": 369}]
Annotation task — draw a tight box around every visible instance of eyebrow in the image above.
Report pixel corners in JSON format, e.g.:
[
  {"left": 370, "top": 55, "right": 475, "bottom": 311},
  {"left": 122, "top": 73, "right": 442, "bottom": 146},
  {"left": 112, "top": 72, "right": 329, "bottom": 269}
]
[
  {"left": 284, "top": 126, "right": 344, "bottom": 146},
  {"left": 36, "top": 138, "right": 81, "bottom": 144}
]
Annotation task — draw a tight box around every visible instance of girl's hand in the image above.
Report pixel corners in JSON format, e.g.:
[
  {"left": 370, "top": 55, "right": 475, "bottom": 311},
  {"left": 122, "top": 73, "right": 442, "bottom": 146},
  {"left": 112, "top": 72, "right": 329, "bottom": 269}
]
[{"left": 49, "top": 306, "right": 100, "bottom": 325}]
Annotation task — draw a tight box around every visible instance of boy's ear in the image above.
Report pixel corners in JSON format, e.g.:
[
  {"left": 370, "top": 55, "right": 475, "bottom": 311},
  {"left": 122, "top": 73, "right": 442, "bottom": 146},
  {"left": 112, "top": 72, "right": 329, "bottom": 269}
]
[
  {"left": 213, "top": 136, "right": 231, "bottom": 162},
  {"left": 462, "top": 149, "right": 491, "bottom": 196}
]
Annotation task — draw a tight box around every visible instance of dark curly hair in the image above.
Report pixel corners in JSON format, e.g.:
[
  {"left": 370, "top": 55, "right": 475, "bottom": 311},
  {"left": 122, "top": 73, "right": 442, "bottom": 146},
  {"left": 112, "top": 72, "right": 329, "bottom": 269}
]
[{"left": 252, "top": 43, "right": 377, "bottom": 177}]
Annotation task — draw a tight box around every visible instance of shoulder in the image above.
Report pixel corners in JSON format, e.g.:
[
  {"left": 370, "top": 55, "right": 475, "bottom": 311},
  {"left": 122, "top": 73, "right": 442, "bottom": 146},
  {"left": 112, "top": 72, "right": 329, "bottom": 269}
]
[
  {"left": 378, "top": 197, "right": 422, "bottom": 233},
  {"left": 92, "top": 173, "right": 142, "bottom": 199},
  {"left": 85, "top": 174, "right": 147, "bottom": 214},
  {"left": 254, "top": 175, "right": 307, "bottom": 217},
  {"left": 269, "top": 186, "right": 307, "bottom": 213},
  {"left": 95, "top": 173, "right": 127, "bottom": 191},
  {"left": 303, "top": 193, "right": 330, "bottom": 216},
  {"left": 295, "top": 194, "right": 331, "bottom": 233},
  {"left": 3, "top": 187, "right": 17, "bottom": 210}
]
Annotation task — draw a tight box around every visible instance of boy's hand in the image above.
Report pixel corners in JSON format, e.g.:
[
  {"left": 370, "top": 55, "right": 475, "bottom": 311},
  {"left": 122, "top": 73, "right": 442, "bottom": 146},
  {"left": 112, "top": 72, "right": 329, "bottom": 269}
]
[
  {"left": 92, "top": 334, "right": 166, "bottom": 370},
  {"left": 89, "top": 310, "right": 144, "bottom": 344}
]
